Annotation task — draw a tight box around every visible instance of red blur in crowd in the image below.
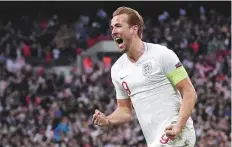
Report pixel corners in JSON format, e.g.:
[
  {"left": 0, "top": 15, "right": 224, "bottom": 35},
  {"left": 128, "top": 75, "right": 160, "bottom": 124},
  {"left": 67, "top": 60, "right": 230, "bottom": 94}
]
[
  {"left": 41, "top": 20, "right": 47, "bottom": 29},
  {"left": 23, "top": 43, "right": 31, "bottom": 57},
  {"left": 46, "top": 51, "right": 52, "bottom": 62},
  {"left": 189, "top": 41, "right": 199, "bottom": 54},
  {"left": 83, "top": 57, "right": 93, "bottom": 69}
]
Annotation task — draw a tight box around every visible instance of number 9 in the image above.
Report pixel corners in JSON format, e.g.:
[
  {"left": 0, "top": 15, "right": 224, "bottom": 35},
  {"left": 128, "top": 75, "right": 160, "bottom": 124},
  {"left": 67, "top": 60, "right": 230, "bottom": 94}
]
[
  {"left": 122, "top": 81, "right": 131, "bottom": 96},
  {"left": 160, "top": 134, "right": 170, "bottom": 144}
]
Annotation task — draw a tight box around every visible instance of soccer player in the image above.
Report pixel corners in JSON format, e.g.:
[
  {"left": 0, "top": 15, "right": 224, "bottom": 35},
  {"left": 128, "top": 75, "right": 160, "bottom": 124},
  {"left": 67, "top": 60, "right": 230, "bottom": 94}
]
[{"left": 92, "top": 7, "right": 197, "bottom": 147}]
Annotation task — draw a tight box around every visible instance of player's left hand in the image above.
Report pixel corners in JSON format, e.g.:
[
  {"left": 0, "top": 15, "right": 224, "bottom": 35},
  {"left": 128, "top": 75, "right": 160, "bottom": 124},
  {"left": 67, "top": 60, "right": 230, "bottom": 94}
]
[{"left": 164, "top": 124, "right": 183, "bottom": 140}]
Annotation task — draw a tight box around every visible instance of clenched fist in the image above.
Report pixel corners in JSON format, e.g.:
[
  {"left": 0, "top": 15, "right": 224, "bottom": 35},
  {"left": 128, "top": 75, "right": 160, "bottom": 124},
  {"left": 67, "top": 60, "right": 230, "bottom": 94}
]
[
  {"left": 165, "top": 124, "right": 183, "bottom": 140},
  {"left": 92, "top": 109, "right": 110, "bottom": 127}
]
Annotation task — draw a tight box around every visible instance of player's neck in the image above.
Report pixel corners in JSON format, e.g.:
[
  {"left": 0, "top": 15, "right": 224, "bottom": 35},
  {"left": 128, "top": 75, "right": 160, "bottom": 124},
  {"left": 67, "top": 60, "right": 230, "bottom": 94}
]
[{"left": 127, "top": 38, "right": 144, "bottom": 63}]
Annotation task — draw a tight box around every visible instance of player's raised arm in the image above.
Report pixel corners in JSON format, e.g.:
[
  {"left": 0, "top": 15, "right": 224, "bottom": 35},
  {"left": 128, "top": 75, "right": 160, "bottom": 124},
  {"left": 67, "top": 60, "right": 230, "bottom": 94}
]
[
  {"left": 106, "top": 64, "right": 134, "bottom": 126},
  {"left": 92, "top": 65, "right": 133, "bottom": 127},
  {"left": 161, "top": 47, "right": 197, "bottom": 138}
]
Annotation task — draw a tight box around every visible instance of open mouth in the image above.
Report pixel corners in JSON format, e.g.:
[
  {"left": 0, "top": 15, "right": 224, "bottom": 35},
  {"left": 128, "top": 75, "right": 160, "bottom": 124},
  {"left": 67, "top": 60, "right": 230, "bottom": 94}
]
[{"left": 115, "top": 37, "right": 123, "bottom": 45}]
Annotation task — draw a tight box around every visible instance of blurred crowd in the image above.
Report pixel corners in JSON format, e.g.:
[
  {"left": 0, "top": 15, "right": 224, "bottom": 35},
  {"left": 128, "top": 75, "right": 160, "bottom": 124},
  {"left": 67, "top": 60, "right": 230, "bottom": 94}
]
[{"left": 0, "top": 4, "right": 231, "bottom": 147}]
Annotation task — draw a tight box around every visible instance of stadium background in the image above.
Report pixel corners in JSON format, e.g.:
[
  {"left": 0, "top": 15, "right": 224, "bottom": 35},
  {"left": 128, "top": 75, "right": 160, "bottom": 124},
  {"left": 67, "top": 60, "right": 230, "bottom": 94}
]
[{"left": 0, "top": 1, "right": 231, "bottom": 147}]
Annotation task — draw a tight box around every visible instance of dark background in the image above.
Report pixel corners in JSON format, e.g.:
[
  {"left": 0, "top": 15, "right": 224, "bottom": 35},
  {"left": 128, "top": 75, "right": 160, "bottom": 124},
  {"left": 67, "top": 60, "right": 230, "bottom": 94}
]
[{"left": 0, "top": 1, "right": 230, "bottom": 23}]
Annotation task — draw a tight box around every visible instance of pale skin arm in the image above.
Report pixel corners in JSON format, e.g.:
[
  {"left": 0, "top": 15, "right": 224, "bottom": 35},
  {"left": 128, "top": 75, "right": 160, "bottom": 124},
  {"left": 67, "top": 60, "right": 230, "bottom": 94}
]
[
  {"left": 92, "top": 98, "right": 133, "bottom": 127},
  {"left": 165, "top": 78, "right": 197, "bottom": 139},
  {"left": 176, "top": 78, "right": 197, "bottom": 128}
]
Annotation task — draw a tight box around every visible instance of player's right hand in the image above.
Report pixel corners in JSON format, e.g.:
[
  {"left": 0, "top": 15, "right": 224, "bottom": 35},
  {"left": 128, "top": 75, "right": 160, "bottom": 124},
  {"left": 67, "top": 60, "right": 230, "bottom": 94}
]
[{"left": 92, "top": 109, "right": 110, "bottom": 127}]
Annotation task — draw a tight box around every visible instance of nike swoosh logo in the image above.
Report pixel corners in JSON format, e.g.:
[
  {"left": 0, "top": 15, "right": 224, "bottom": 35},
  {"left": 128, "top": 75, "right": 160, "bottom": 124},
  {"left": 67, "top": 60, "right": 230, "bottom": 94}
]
[{"left": 120, "top": 75, "right": 128, "bottom": 80}]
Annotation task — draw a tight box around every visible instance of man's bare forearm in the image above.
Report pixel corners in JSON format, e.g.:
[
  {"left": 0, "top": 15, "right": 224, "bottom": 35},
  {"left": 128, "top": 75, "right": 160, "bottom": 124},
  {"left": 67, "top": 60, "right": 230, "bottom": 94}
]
[
  {"left": 106, "top": 107, "right": 132, "bottom": 126},
  {"left": 177, "top": 89, "right": 197, "bottom": 128}
]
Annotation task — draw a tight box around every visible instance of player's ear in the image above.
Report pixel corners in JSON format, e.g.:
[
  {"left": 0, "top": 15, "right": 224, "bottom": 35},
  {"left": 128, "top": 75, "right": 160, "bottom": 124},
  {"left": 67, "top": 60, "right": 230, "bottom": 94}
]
[{"left": 132, "top": 25, "right": 138, "bottom": 35}]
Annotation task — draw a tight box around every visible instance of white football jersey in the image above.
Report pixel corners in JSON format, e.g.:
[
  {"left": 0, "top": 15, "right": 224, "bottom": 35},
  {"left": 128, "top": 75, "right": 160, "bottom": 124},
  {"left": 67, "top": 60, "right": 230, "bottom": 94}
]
[{"left": 111, "top": 42, "right": 195, "bottom": 147}]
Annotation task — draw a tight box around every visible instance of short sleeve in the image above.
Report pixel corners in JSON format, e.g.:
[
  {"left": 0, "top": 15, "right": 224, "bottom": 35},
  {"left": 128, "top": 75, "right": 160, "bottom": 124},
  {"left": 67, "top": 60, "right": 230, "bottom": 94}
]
[
  {"left": 161, "top": 47, "right": 189, "bottom": 85},
  {"left": 111, "top": 66, "right": 129, "bottom": 99}
]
